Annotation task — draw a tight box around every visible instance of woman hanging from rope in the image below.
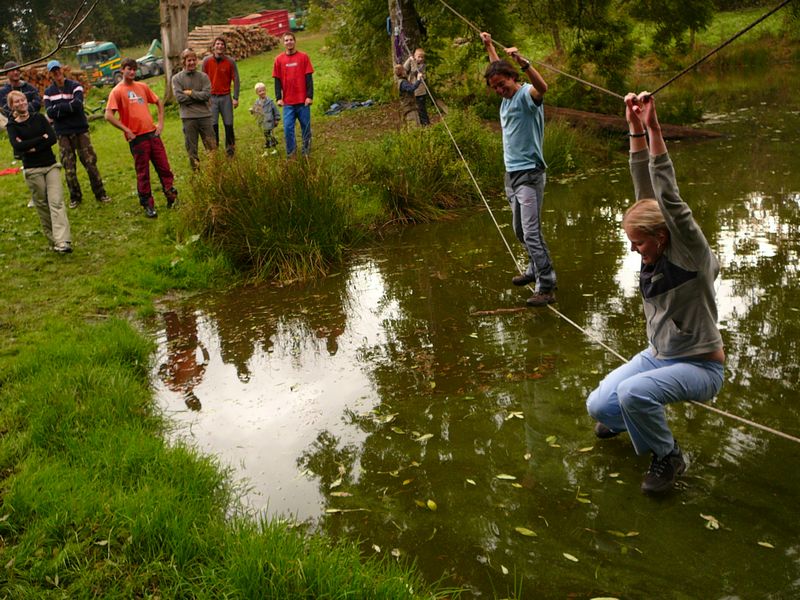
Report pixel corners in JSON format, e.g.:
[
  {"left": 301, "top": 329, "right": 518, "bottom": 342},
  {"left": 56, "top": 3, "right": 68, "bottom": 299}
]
[{"left": 586, "top": 92, "right": 725, "bottom": 495}]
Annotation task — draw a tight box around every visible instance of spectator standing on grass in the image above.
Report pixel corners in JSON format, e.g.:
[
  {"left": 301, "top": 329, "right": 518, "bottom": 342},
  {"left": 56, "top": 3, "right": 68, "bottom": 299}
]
[
  {"left": 393, "top": 63, "right": 421, "bottom": 125},
  {"left": 1, "top": 60, "right": 42, "bottom": 209},
  {"left": 43, "top": 60, "right": 111, "bottom": 208},
  {"left": 272, "top": 32, "right": 314, "bottom": 157},
  {"left": 250, "top": 82, "right": 281, "bottom": 155},
  {"left": 402, "top": 48, "right": 429, "bottom": 126},
  {"left": 5, "top": 90, "right": 72, "bottom": 253},
  {"left": 104, "top": 58, "right": 177, "bottom": 219},
  {"left": 480, "top": 31, "right": 556, "bottom": 307},
  {"left": 172, "top": 48, "right": 217, "bottom": 169},
  {"left": 202, "top": 37, "right": 240, "bottom": 157}
]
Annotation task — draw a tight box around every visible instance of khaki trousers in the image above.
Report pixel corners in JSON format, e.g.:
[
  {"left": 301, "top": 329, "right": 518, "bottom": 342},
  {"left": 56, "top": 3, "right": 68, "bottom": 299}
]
[{"left": 24, "top": 163, "right": 71, "bottom": 246}]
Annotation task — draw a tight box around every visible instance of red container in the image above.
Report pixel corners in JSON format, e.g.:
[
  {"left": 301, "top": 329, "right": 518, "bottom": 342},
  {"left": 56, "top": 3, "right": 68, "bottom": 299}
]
[{"left": 228, "top": 9, "right": 290, "bottom": 37}]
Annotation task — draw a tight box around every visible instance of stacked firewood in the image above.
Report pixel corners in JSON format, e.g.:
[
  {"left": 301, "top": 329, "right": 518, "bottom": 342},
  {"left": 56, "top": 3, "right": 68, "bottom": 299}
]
[
  {"left": 186, "top": 25, "right": 280, "bottom": 60},
  {"left": 0, "top": 64, "right": 92, "bottom": 97}
]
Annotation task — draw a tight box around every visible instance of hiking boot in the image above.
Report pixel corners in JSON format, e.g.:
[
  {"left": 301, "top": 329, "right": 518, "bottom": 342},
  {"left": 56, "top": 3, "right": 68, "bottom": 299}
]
[
  {"left": 512, "top": 273, "right": 536, "bottom": 286},
  {"left": 53, "top": 241, "right": 73, "bottom": 254},
  {"left": 594, "top": 422, "right": 621, "bottom": 439},
  {"left": 143, "top": 204, "right": 158, "bottom": 218},
  {"left": 641, "top": 445, "right": 686, "bottom": 494},
  {"left": 526, "top": 290, "right": 556, "bottom": 307},
  {"left": 97, "top": 195, "right": 112, "bottom": 204},
  {"left": 69, "top": 198, "right": 82, "bottom": 209},
  {"left": 165, "top": 187, "right": 178, "bottom": 209}
]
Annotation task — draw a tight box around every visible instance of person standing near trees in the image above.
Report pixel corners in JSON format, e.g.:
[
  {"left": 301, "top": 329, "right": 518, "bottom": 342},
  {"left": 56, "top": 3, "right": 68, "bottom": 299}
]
[
  {"left": 202, "top": 37, "right": 240, "bottom": 157},
  {"left": 272, "top": 32, "right": 314, "bottom": 157},
  {"left": 5, "top": 90, "right": 72, "bottom": 253},
  {"left": 172, "top": 48, "right": 217, "bottom": 169},
  {"left": 480, "top": 32, "right": 556, "bottom": 307},
  {"left": 393, "top": 63, "right": 421, "bottom": 125},
  {"left": 586, "top": 92, "right": 725, "bottom": 494},
  {"left": 402, "top": 48, "right": 429, "bottom": 126},
  {"left": 1, "top": 60, "right": 43, "bottom": 209},
  {"left": 104, "top": 58, "right": 177, "bottom": 219},
  {"left": 43, "top": 60, "right": 111, "bottom": 208}
]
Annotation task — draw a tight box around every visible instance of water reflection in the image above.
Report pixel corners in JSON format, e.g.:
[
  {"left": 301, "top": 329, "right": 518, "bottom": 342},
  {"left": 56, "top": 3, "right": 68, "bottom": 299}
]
[{"left": 152, "top": 67, "right": 800, "bottom": 597}]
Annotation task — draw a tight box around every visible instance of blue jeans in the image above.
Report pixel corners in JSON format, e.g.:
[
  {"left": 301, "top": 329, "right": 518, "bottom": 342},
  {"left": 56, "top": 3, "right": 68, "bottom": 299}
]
[
  {"left": 586, "top": 349, "right": 724, "bottom": 457},
  {"left": 504, "top": 169, "right": 556, "bottom": 292},
  {"left": 282, "top": 104, "right": 311, "bottom": 156}
]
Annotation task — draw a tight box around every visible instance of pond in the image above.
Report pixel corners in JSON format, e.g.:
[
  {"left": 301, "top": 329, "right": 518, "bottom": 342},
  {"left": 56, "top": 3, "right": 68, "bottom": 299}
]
[{"left": 152, "top": 65, "right": 800, "bottom": 598}]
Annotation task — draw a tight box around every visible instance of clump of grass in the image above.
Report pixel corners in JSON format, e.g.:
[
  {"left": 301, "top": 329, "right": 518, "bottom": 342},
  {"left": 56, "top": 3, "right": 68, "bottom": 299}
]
[
  {"left": 186, "top": 153, "right": 357, "bottom": 281},
  {"left": 350, "top": 111, "right": 505, "bottom": 224}
]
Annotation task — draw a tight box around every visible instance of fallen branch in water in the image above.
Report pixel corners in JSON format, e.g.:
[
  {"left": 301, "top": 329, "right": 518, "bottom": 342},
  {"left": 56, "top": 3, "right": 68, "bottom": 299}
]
[{"left": 470, "top": 307, "right": 528, "bottom": 317}]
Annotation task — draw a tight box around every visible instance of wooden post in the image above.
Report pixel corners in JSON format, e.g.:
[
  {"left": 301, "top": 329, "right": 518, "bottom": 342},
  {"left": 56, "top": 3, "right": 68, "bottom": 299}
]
[{"left": 159, "top": 0, "right": 207, "bottom": 103}]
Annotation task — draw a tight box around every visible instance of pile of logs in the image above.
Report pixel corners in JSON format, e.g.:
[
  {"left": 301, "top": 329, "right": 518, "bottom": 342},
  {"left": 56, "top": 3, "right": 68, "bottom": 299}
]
[
  {"left": 0, "top": 64, "right": 91, "bottom": 98},
  {"left": 187, "top": 25, "right": 280, "bottom": 60}
]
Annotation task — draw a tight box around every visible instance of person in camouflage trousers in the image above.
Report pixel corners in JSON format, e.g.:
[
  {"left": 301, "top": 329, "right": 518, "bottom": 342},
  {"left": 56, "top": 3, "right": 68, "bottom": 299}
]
[{"left": 43, "top": 60, "right": 110, "bottom": 208}]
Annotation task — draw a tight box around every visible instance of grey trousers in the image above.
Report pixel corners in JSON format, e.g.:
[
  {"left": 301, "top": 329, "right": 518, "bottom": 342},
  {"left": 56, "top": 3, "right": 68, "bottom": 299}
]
[
  {"left": 504, "top": 168, "right": 556, "bottom": 292},
  {"left": 181, "top": 116, "right": 217, "bottom": 168},
  {"left": 25, "top": 163, "right": 71, "bottom": 246}
]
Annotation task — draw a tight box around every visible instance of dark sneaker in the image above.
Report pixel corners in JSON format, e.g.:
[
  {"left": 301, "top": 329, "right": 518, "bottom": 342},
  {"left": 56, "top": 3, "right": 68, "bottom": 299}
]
[
  {"left": 97, "top": 195, "right": 112, "bottom": 204},
  {"left": 69, "top": 198, "right": 82, "bottom": 209},
  {"left": 641, "top": 446, "right": 686, "bottom": 494},
  {"left": 165, "top": 187, "right": 178, "bottom": 209},
  {"left": 53, "top": 241, "right": 73, "bottom": 254},
  {"left": 144, "top": 205, "right": 158, "bottom": 218},
  {"left": 512, "top": 273, "right": 536, "bottom": 286},
  {"left": 526, "top": 290, "right": 556, "bottom": 307},
  {"left": 594, "top": 422, "right": 621, "bottom": 439}
]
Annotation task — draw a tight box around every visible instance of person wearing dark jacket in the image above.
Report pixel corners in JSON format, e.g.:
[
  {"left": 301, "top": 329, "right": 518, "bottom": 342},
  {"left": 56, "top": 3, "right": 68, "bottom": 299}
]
[
  {"left": 0, "top": 60, "right": 41, "bottom": 120},
  {"left": 43, "top": 60, "right": 110, "bottom": 208},
  {"left": 5, "top": 90, "right": 72, "bottom": 253}
]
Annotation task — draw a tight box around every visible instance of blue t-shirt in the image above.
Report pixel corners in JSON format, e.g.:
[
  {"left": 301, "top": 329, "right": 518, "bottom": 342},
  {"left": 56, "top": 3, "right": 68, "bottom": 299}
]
[{"left": 499, "top": 83, "right": 546, "bottom": 172}]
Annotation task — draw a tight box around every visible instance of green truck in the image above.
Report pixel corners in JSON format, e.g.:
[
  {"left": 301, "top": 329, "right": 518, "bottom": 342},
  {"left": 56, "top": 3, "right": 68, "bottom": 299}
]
[{"left": 77, "top": 39, "right": 164, "bottom": 86}]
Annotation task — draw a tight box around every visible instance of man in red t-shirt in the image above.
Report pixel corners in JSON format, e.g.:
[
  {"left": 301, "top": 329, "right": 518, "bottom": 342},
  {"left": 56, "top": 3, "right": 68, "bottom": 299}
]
[
  {"left": 272, "top": 32, "right": 314, "bottom": 157},
  {"left": 105, "top": 58, "right": 177, "bottom": 218}
]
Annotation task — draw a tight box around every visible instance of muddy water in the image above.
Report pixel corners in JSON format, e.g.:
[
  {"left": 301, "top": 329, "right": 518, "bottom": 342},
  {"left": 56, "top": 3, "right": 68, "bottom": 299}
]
[{"left": 153, "top": 67, "right": 800, "bottom": 598}]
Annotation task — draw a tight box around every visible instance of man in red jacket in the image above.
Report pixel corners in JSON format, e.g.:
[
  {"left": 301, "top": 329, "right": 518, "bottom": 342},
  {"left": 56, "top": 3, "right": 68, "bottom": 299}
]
[
  {"left": 202, "top": 37, "right": 240, "bottom": 157},
  {"left": 272, "top": 32, "right": 314, "bottom": 157}
]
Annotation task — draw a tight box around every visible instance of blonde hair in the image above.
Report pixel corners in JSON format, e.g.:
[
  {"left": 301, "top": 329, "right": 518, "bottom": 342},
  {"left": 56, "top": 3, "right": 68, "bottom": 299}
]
[
  {"left": 622, "top": 199, "right": 668, "bottom": 238},
  {"left": 6, "top": 90, "right": 26, "bottom": 114},
  {"left": 254, "top": 82, "right": 266, "bottom": 92},
  {"left": 181, "top": 48, "right": 197, "bottom": 63}
]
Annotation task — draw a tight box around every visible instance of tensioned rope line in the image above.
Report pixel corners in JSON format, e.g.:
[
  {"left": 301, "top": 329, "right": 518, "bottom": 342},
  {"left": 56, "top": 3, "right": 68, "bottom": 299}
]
[
  {"left": 649, "top": 0, "right": 796, "bottom": 96},
  {"left": 396, "top": 20, "right": 800, "bottom": 447},
  {"left": 434, "top": 0, "right": 795, "bottom": 102}
]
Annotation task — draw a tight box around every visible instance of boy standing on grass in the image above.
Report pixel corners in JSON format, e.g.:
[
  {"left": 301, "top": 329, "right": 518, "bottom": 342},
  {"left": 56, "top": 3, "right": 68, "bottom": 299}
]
[
  {"left": 480, "top": 32, "right": 556, "bottom": 307},
  {"left": 104, "top": 58, "right": 177, "bottom": 219},
  {"left": 250, "top": 82, "right": 280, "bottom": 155},
  {"left": 44, "top": 60, "right": 111, "bottom": 208}
]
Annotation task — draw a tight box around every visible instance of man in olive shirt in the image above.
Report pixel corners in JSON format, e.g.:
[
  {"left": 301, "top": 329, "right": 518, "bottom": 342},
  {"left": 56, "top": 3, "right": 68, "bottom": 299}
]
[{"left": 172, "top": 49, "right": 217, "bottom": 169}]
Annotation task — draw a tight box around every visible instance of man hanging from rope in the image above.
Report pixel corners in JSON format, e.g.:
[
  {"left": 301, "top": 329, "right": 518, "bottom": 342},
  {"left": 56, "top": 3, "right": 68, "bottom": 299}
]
[{"left": 480, "top": 32, "right": 556, "bottom": 307}]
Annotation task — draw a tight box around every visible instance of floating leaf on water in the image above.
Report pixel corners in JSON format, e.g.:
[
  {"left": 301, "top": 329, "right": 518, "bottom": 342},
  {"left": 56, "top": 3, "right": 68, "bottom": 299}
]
[
  {"left": 563, "top": 553, "right": 579, "bottom": 562},
  {"left": 469, "top": 333, "right": 479, "bottom": 338},
  {"left": 414, "top": 499, "right": 426, "bottom": 508},
  {"left": 549, "top": 443, "right": 561, "bottom": 448},
  {"left": 390, "top": 426, "right": 406, "bottom": 434},
  {"left": 375, "top": 413, "right": 398, "bottom": 424},
  {"left": 389, "top": 470, "right": 399, "bottom": 477},
  {"left": 607, "top": 530, "right": 627, "bottom": 538},
  {"left": 391, "top": 548, "right": 401, "bottom": 558},
  {"left": 514, "top": 527, "right": 537, "bottom": 537},
  {"left": 326, "top": 508, "right": 342, "bottom": 514},
  {"left": 410, "top": 461, "right": 420, "bottom": 467},
  {"left": 590, "top": 597, "right": 621, "bottom": 600},
  {"left": 329, "top": 478, "right": 342, "bottom": 489},
  {"left": 372, "top": 544, "right": 381, "bottom": 553},
  {"left": 700, "top": 513, "right": 721, "bottom": 530},
  {"left": 426, "top": 499, "right": 438, "bottom": 511},
  {"left": 609, "top": 472, "right": 620, "bottom": 478},
  {"left": 545, "top": 435, "right": 557, "bottom": 444},
  {"left": 576, "top": 497, "right": 591, "bottom": 504},
  {"left": 578, "top": 446, "right": 594, "bottom": 453},
  {"left": 414, "top": 433, "right": 434, "bottom": 443},
  {"left": 402, "top": 478, "right": 414, "bottom": 486},
  {"left": 330, "top": 491, "right": 352, "bottom": 497},
  {"left": 523, "top": 453, "right": 532, "bottom": 460},
  {"left": 511, "top": 483, "right": 523, "bottom": 489},
  {"left": 429, "top": 381, "right": 437, "bottom": 389},
  {"left": 501, "top": 565, "right": 509, "bottom": 575},
  {"left": 757, "top": 541, "right": 775, "bottom": 549},
  {"left": 495, "top": 474, "right": 517, "bottom": 480},
  {"left": 625, "top": 531, "right": 640, "bottom": 537},
  {"left": 466, "top": 478, "right": 477, "bottom": 486}
]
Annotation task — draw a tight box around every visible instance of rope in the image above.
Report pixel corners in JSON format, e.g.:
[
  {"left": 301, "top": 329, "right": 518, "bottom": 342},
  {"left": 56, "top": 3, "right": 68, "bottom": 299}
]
[
  {"left": 394, "top": 11, "right": 800, "bottom": 446},
  {"left": 434, "top": 0, "right": 794, "bottom": 101},
  {"left": 650, "top": 0, "right": 796, "bottom": 96}
]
